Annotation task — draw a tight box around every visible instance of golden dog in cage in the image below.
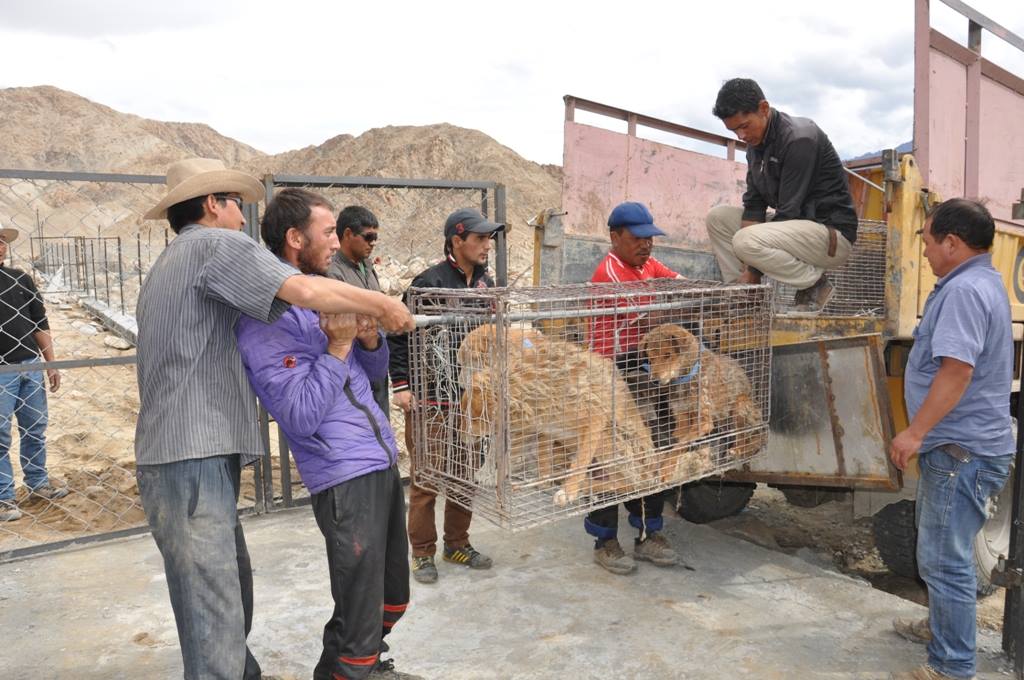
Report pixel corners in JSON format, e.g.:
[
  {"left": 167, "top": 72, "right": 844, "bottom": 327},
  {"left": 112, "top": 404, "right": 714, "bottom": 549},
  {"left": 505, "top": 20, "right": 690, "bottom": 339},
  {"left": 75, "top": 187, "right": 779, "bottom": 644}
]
[
  {"left": 458, "top": 324, "right": 675, "bottom": 507},
  {"left": 639, "top": 323, "right": 766, "bottom": 462}
]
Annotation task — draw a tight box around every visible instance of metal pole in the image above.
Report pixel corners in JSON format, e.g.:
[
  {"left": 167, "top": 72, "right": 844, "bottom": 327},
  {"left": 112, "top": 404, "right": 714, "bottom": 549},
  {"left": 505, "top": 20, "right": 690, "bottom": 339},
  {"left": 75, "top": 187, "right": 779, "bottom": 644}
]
[
  {"left": 494, "top": 184, "right": 508, "bottom": 286},
  {"left": 103, "top": 238, "right": 111, "bottom": 306},
  {"left": 1002, "top": 389, "right": 1024, "bottom": 676},
  {"left": 117, "top": 236, "right": 125, "bottom": 315},
  {"left": 137, "top": 233, "right": 143, "bottom": 294}
]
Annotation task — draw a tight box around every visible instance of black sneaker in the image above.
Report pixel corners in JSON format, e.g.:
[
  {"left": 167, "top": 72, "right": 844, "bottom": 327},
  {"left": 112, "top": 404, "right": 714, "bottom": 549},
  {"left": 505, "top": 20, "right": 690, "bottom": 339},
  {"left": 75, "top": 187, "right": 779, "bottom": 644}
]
[
  {"left": 442, "top": 544, "right": 493, "bottom": 569},
  {"left": 411, "top": 555, "right": 438, "bottom": 584},
  {"left": 370, "top": 656, "right": 425, "bottom": 679}
]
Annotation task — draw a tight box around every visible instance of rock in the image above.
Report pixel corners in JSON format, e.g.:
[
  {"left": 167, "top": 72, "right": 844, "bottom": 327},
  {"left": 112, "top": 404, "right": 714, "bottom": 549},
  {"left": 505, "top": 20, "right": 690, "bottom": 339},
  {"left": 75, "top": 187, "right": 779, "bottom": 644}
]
[
  {"left": 74, "top": 322, "right": 99, "bottom": 336},
  {"left": 103, "top": 335, "right": 133, "bottom": 350}
]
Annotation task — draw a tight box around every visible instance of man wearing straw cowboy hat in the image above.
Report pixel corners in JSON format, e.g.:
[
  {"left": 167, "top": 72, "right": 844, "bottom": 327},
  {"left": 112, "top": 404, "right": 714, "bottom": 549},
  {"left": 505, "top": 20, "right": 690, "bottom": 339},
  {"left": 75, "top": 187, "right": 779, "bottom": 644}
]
[
  {"left": 136, "top": 158, "right": 413, "bottom": 680},
  {"left": 0, "top": 223, "right": 67, "bottom": 523}
]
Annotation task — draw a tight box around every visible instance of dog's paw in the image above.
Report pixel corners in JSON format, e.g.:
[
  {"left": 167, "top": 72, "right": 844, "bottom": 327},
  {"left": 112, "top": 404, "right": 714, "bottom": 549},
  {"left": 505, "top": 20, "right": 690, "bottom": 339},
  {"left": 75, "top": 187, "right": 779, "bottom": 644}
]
[{"left": 553, "top": 489, "right": 568, "bottom": 507}]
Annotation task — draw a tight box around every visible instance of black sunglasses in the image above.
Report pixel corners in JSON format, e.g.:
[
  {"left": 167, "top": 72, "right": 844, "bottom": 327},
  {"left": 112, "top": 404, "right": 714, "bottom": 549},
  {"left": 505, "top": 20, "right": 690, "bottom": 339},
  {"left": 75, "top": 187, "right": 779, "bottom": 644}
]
[
  {"left": 360, "top": 232, "right": 378, "bottom": 244},
  {"left": 214, "top": 194, "right": 243, "bottom": 210}
]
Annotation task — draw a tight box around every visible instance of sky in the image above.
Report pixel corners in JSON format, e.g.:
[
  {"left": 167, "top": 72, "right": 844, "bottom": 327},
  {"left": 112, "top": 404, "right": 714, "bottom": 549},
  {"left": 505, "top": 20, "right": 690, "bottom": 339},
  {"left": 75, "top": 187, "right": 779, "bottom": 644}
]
[{"left": 1, "top": 0, "right": 1023, "bottom": 167}]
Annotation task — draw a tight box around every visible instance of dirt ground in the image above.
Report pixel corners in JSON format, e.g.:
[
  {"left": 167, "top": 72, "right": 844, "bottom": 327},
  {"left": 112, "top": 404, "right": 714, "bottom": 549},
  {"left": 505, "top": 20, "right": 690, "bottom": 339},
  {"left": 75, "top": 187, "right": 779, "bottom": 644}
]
[{"left": 710, "top": 485, "right": 1007, "bottom": 634}]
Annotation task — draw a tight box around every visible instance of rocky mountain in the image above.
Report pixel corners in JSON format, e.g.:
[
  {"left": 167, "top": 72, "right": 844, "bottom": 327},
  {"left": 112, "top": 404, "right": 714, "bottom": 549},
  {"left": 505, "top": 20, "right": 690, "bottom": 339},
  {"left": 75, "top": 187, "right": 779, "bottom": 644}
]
[{"left": 0, "top": 85, "right": 561, "bottom": 282}]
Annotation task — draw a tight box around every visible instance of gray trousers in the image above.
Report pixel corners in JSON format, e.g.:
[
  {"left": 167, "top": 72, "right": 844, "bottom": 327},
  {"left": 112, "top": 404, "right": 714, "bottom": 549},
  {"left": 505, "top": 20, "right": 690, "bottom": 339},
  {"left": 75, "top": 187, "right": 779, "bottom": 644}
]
[
  {"left": 705, "top": 205, "right": 852, "bottom": 289},
  {"left": 137, "top": 455, "right": 261, "bottom": 680}
]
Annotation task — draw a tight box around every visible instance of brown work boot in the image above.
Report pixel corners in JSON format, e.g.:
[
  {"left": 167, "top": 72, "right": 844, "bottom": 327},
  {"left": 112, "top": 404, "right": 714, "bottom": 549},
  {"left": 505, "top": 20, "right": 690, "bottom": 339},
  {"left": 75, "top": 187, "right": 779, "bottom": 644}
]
[
  {"left": 28, "top": 482, "right": 69, "bottom": 500},
  {"left": 634, "top": 532, "right": 679, "bottom": 567},
  {"left": 594, "top": 538, "right": 636, "bottom": 575},
  {"left": 892, "top": 617, "right": 932, "bottom": 644},
  {"left": 792, "top": 274, "right": 834, "bottom": 313},
  {"left": 889, "top": 665, "right": 973, "bottom": 679}
]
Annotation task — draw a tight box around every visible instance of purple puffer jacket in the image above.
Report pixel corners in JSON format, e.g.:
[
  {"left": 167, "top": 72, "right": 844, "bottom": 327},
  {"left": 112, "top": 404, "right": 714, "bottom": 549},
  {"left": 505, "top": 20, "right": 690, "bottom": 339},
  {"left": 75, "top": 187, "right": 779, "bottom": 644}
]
[{"left": 235, "top": 305, "right": 397, "bottom": 495}]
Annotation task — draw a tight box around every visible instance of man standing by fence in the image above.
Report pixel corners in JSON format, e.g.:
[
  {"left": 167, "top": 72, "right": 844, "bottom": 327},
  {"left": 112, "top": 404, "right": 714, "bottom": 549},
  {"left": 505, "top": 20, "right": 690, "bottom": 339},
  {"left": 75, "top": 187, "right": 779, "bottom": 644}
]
[
  {"left": 888, "top": 199, "right": 1014, "bottom": 680},
  {"left": 136, "top": 158, "right": 413, "bottom": 680},
  {"left": 236, "top": 189, "right": 415, "bottom": 680},
  {"left": 327, "top": 205, "right": 390, "bottom": 416},
  {"left": 0, "top": 224, "right": 66, "bottom": 522},
  {"left": 389, "top": 208, "right": 499, "bottom": 585}
]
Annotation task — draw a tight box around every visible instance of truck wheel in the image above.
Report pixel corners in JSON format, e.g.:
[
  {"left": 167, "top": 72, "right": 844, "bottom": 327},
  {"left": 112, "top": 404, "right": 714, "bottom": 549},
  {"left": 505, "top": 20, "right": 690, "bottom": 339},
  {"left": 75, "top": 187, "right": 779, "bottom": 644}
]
[
  {"left": 675, "top": 480, "right": 756, "bottom": 524},
  {"left": 777, "top": 485, "right": 849, "bottom": 508},
  {"left": 871, "top": 499, "right": 919, "bottom": 580},
  {"left": 872, "top": 464, "right": 1015, "bottom": 598}
]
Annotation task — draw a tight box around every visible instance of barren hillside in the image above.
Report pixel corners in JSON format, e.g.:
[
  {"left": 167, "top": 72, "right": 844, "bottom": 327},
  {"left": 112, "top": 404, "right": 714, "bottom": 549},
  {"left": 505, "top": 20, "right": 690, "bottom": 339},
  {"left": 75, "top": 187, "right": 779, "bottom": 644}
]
[{"left": 0, "top": 85, "right": 561, "bottom": 280}]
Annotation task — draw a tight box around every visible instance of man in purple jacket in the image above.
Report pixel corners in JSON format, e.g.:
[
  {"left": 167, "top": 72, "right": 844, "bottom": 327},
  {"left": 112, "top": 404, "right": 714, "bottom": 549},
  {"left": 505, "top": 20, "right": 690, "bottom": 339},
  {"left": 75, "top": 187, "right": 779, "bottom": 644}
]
[{"left": 235, "top": 188, "right": 416, "bottom": 680}]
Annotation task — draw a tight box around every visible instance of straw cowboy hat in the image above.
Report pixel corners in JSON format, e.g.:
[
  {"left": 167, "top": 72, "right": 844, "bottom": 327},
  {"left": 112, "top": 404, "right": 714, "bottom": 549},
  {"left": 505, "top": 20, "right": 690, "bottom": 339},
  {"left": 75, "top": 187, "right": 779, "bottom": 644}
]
[
  {"left": 0, "top": 225, "right": 19, "bottom": 244},
  {"left": 144, "top": 158, "right": 264, "bottom": 220}
]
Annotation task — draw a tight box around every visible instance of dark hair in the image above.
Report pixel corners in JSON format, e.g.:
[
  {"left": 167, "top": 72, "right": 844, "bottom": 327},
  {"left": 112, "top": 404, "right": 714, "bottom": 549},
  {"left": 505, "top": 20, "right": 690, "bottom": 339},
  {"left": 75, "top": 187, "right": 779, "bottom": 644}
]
[
  {"left": 928, "top": 198, "right": 995, "bottom": 250},
  {"left": 166, "top": 195, "right": 208, "bottom": 233},
  {"left": 337, "top": 205, "right": 379, "bottom": 238},
  {"left": 261, "top": 188, "right": 334, "bottom": 256},
  {"left": 712, "top": 78, "right": 765, "bottom": 119}
]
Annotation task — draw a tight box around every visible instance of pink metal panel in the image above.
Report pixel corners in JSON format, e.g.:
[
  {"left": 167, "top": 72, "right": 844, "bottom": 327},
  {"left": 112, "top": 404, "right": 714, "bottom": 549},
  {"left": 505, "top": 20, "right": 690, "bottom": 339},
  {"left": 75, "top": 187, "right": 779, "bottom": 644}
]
[
  {"left": 978, "top": 78, "right": 1024, "bottom": 220},
  {"left": 561, "top": 120, "right": 747, "bottom": 250},
  {"left": 927, "top": 51, "right": 968, "bottom": 200}
]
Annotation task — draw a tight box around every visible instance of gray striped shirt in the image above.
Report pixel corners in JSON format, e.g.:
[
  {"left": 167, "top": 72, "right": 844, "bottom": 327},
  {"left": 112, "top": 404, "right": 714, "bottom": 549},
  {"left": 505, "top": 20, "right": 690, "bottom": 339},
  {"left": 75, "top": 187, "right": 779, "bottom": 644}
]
[{"left": 134, "top": 224, "right": 296, "bottom": 466}]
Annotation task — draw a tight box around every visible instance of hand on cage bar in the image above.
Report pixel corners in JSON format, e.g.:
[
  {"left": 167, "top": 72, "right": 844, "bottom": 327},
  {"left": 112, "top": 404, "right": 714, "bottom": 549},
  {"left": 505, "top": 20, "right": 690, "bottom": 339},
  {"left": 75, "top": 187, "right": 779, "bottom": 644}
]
[{"left": 320, "top": 312, "right": 358, "bottom": 359}]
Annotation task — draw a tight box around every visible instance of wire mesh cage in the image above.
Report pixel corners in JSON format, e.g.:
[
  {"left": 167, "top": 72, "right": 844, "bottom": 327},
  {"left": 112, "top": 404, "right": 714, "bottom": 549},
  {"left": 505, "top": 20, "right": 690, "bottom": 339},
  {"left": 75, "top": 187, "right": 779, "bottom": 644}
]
[
  {"left": 406, "top": 278, "right": 773, "bottom": 532},
  {"left": 772, "top": 219, "right": 888, "bottom": 316}
]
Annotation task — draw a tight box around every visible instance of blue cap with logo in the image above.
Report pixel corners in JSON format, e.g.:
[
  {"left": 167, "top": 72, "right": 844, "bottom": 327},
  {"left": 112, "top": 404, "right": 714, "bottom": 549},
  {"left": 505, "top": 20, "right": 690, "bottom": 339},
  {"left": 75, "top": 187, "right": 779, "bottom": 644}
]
[{"left": 607, "top": 201, "right": 665, "bottom": 238}]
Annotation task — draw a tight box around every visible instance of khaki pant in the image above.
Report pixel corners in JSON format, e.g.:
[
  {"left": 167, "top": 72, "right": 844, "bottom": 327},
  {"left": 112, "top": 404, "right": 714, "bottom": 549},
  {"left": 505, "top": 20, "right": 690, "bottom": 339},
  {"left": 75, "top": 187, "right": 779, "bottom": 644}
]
[
  {"left": 404, "top": 407, "right": 472, "bottom": 558},
  {"left": 705, "top": 205, "right": 852, "bottom": 289}
]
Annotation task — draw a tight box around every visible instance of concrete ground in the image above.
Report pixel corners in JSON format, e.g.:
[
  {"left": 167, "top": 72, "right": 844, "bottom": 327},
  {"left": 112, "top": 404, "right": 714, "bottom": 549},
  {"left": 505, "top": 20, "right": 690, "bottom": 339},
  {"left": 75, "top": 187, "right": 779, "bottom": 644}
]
[{"left": 0, "top": 502, "right": 1013, "bottom": 680}]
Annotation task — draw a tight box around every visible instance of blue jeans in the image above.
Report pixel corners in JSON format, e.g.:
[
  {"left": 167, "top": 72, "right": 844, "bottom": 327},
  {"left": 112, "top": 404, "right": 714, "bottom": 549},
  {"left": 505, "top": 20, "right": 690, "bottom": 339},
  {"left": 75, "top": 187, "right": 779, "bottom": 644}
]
[
  {"left": 137, "top": 455, "right": 261, "bottom": 680},
  {"left": 0, "top": 358, "right": 50, "bottom": 501},
  {"left": 916, "top": 446, "right": 1013, "bottom": 679}
]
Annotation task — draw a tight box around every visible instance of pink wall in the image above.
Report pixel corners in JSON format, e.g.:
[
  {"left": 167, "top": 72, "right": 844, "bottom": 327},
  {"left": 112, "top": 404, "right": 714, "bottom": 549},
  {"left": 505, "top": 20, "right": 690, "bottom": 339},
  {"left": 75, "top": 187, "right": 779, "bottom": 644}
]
[
  {"left": 561, "top": 121, "right": 747, "bottom": 250},
  {"left": 979, "top": 77, "right": 1024, "bottom": 220},
  {"left": 927, "top": 52, "right": 968, "bottom": 199}
]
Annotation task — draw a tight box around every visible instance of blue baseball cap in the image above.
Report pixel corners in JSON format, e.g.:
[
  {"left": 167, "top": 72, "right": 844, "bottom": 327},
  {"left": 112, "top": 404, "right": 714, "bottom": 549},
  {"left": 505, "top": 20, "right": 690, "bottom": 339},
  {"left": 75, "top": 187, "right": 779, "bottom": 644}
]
[{"left": 607, "top": 201, "right": 665, "bottom": 238}]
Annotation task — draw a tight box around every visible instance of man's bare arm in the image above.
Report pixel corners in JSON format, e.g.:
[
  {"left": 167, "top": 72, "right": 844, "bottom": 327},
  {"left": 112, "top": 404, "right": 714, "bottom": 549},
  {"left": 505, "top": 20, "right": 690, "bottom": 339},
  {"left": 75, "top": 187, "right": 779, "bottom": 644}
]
[{"left": 889, "top": 357, "right": 974, "bottom": 470}]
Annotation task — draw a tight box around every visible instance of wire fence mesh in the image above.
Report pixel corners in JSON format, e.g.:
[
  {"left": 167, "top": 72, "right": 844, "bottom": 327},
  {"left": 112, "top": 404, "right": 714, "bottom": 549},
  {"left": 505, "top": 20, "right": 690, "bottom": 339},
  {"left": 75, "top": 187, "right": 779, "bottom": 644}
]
[
  {"left": 771, "top": 219, "right": 888, "bottom": 316},
  {"left": 0, "top": 169, "right": 510, "bottom": 556},
  {"left": 406, "top": 279, "right": 773, "bottom": 532}
]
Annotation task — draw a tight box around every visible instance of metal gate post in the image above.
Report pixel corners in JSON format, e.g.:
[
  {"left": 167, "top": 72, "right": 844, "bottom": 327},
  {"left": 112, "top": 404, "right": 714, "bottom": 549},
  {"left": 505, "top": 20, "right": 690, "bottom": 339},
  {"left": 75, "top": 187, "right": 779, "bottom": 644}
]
[
  {"left": 494, "top": 183, "right": 508, "bottom": 286},
  {"left": 1003, "top": 390, "right": 1024, "bottom": 678}
]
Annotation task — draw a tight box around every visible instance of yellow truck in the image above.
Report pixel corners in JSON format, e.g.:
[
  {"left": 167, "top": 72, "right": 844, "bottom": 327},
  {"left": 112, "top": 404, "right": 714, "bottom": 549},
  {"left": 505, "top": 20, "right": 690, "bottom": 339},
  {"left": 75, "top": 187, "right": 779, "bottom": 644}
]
[{"left": 537, "top": 1, "right": 1024, "bottom": 596}]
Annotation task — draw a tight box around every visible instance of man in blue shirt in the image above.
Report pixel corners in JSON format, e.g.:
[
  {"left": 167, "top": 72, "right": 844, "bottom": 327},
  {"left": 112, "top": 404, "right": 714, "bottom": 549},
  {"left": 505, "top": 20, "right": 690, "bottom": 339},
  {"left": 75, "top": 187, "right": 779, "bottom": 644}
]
[{"left": 889, "top": 199, "right": 1015, "bottom": 680}]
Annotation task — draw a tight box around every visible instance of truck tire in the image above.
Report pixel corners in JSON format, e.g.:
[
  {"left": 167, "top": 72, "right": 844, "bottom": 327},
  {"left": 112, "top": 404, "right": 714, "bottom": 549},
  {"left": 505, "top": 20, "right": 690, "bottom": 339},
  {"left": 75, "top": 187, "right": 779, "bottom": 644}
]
[
  {"left": 871, "top": 499, "right": 920, "bottom": 581},
  {"left": 872, "top": 463, "right": 1015, "bottom": 598},
  {"left": 777, "top": 485, "right": 849, "bottom": 508},
  {"left": 675, "top": 480, "right": 756, "bottom": 524}
]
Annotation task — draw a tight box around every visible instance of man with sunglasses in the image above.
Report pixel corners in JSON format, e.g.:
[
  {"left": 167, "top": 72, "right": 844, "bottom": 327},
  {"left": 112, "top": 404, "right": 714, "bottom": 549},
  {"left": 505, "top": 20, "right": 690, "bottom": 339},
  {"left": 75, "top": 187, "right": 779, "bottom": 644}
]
[{"left": 328, "top": 206, "right": 389, "bottom": 415}]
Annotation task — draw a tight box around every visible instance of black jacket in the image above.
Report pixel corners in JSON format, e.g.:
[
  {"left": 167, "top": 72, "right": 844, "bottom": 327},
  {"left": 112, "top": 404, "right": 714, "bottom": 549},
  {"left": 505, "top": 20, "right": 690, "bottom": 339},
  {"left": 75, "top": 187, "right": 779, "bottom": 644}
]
[
  {"left": 388, "top": 255, "right": 493, "bottom": 403},
  {"left": 742, "top": 109, "right": 858, "bottom": 244}
]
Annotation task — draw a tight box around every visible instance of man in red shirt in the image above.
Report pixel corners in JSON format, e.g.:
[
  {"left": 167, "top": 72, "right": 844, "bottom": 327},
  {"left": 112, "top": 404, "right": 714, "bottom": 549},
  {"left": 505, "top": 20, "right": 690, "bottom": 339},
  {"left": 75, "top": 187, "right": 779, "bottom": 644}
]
[{"left": 585, "top": 201, "right": 683, "bottom": 575}]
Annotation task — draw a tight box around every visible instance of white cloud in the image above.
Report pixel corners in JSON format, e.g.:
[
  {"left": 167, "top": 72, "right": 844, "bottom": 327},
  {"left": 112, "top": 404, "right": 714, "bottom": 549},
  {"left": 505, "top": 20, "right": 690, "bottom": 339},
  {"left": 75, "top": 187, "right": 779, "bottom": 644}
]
[{"left": 0, "top": 0, "right": 1022, "bottom": 165}]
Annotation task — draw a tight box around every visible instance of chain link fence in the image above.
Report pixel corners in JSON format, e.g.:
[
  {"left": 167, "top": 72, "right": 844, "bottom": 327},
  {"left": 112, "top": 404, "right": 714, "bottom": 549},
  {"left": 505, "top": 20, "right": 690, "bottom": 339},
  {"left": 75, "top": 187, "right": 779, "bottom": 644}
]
[
  {"left": 0, "top": 168, "right": 510, "bottom": 557},
  {"left": 256, "top": 175, "right": 509, "bottom": 509}
]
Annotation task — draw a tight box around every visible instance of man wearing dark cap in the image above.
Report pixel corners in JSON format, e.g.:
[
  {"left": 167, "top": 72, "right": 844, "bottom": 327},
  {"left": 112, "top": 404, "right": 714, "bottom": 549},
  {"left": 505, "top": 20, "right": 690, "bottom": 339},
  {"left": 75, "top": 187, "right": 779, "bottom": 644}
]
[
  {"left": 389, "top": 207, "right": 500, "bottom": 585},
  {"left": 707, "top": 77, "right": 858, "bottom": 313},
  {"left": 586, "top": 201, "right": 683, "bottom": 575}
]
